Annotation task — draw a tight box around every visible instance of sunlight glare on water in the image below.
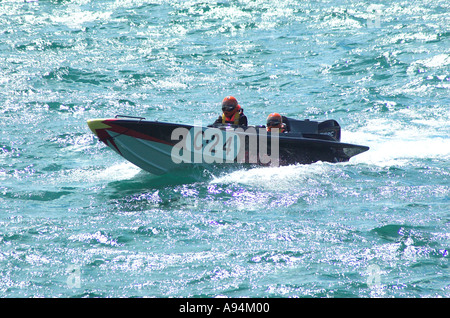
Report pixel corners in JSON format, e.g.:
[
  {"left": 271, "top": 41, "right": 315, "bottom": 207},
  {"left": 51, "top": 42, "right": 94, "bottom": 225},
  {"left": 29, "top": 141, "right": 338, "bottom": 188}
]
[{"left": 0, "top": 0, "right": 449, "bottom": 298}]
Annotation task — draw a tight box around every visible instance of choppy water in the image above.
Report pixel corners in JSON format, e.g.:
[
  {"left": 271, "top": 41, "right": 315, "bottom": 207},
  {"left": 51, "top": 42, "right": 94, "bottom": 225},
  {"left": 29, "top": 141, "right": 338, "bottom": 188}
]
[{"left": 1, "top": 0, "right": 449, "bottom": 298}]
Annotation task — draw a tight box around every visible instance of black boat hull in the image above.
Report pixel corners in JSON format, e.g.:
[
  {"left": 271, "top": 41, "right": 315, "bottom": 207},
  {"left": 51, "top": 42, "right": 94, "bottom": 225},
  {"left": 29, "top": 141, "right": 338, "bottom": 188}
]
[{"left": 87, "top": 117, "right": 369, "bottom": 175}]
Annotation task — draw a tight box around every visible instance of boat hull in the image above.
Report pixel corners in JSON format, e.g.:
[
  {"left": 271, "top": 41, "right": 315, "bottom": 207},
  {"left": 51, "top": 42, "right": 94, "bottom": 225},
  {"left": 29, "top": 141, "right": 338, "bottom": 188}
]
[{"left": 87, "top": 117, "right": 369, "bottom": 175}]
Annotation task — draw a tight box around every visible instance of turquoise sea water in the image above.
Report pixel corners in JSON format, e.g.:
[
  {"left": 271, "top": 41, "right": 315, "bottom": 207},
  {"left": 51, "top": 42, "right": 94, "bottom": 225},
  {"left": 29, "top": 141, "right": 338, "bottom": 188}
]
[{"left": 1, "top": 0, "right": 449, "bottom": 298}]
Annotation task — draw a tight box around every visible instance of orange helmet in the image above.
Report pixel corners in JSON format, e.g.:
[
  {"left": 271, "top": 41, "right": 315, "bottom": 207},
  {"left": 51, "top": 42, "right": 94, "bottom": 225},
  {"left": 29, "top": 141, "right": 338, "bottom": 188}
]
[
  {"left": 266, "top": 113, "right": 283, "bottom": 129},
  {"left": 222, "top": 96, "right": 239, "bottom": 115}
]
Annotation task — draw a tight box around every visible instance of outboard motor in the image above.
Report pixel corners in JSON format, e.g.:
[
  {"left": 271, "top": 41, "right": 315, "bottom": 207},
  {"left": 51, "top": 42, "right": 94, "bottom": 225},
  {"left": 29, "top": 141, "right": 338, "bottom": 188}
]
[
  {"left": 318, "top": 120, "right": 341, "bottom": 141},
  {"left": 283, "top": 118, "right": 341, "bottom": 142}
]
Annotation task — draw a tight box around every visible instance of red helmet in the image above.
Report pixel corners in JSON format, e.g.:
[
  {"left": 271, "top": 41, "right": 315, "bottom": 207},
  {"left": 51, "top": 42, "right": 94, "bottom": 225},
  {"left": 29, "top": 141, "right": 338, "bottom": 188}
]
[
  {"left": 266, "top": 113, "right": 283, "bottom": 128},
  {"left": 222, "top": 96, "right": 239, "bottom": 114}
]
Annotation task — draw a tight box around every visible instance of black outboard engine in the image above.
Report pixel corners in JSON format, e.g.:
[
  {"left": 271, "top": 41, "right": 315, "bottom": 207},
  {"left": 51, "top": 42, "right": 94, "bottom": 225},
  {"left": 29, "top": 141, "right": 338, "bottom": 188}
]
[
  {"left": 283, "top": 118, "right": 341, "bottom": 141},
  {"left": 318, "top": 119, "right": 341, "bottom": 141}
]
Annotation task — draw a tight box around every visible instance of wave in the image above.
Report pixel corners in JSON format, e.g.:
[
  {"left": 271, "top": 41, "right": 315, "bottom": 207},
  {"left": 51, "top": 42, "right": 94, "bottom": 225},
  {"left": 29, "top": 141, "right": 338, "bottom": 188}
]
[
  {"left": 210, "top": 163, "right": 330, "bottom": 187},
  {"left": 345, "top": 116, "right": 450, "bottom": 166}
]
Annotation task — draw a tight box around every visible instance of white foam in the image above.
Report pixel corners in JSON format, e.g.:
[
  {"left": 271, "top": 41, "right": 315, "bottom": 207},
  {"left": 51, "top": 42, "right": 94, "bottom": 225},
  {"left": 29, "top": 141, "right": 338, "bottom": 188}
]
[
  {"left": 50, "top": 5, "right": 112, "bottom": 30},
  {"left": 344, "top": 118, "right": 450, "bottom": 166},
  {"left": 407, "top": 54, "right": 450, "bottom": 75},
  {"left": 352, "top": 136, "right": 449, "bottom": 166},
  {"left": 91, "top": 162, "right": 142, "bottom": 182},
  {"left": 45, "top": 162, "right": 141, "bottom": 186},
  {"left": 210, "top": 163, "right": 331, "bottom": 189},
  {"left": 415, "top": 54, "right": 450, "bottom": 69}
]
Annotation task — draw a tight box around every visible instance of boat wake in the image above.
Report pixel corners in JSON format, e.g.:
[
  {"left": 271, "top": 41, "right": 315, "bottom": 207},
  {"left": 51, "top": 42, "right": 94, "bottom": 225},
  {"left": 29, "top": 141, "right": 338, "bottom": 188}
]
[{"left": 344, "top": 117, "right": 450, "bottom": 167}]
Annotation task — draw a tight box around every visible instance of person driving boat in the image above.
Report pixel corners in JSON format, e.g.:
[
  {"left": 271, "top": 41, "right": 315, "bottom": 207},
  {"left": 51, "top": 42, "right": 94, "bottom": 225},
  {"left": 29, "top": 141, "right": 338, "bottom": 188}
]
[{"left": 213, "top": 96, "right": 248, "bottom": 126}]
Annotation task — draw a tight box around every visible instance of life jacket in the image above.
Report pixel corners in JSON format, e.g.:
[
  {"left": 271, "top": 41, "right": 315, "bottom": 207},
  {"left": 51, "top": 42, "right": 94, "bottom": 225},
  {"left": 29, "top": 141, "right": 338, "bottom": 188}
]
[{"left": 222, "top": 105, "right": 242, "bottom": 125}]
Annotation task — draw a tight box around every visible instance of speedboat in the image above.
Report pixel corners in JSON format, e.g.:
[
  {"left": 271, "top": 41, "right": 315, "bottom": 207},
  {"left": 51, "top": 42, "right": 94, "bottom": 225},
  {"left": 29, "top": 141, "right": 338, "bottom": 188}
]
[{"left": 87, "top": 115, "right": 369, "bottom": 175}]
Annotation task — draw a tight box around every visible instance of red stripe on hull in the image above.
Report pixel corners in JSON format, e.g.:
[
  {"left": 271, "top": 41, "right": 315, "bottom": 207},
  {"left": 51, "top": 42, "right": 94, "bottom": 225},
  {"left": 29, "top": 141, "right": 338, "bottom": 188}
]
[{"left": 96, "top": 119, "right": 175, "bottom": 147}]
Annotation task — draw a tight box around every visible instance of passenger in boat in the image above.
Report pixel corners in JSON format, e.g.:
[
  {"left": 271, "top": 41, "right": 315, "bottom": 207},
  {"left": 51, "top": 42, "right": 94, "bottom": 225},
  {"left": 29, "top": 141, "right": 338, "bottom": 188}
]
[
  {"left": 266, "top": 113, "right": 287, "bottom": 133},
  {"left": 213, "top": 96, "right": 248, "bottom": 126}
]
